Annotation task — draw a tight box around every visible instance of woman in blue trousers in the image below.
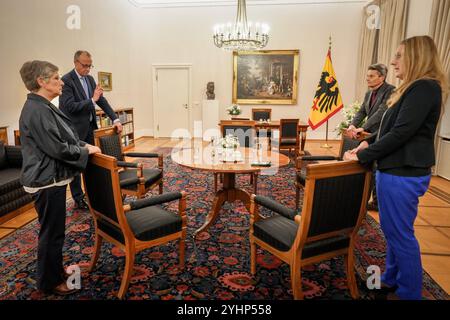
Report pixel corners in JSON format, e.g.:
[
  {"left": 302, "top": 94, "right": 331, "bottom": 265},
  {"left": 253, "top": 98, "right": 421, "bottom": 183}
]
[{"left": 344, "top": 35, "right": 448, "bottom": 300}]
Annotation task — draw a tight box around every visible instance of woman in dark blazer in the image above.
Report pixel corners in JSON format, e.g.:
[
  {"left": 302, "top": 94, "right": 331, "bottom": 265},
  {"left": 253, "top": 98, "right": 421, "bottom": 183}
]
[
  {"left": 344, "top": 36, "right": 448, "bottom": 300},
  {"left": 19, "top": 60, "right": 100, "bottom": 295}
]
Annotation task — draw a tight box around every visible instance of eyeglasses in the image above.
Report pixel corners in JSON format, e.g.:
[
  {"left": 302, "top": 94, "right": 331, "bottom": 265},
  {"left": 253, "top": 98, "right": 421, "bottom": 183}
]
[{"left": 76, "top": 60, "right": 94, "bottom": 69}]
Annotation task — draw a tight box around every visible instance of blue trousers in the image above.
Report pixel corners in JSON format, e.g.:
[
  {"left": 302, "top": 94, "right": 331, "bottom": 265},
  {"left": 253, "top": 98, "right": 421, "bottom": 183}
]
[{"left": 376, "top": 171, "right": 430, "bottom": 300}]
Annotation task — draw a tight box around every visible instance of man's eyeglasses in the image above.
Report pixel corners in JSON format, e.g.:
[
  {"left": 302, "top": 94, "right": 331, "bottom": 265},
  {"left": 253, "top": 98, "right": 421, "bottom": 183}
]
[{"left": 76, "top": 60, "right": 94, "bottom": 69}]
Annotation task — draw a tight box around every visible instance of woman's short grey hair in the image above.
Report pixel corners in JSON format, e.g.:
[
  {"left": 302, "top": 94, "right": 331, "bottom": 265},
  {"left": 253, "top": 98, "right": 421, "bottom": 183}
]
[
  {"left": 368, "top": 63, "right": 388, "bottom": 78},
  {"left": 19, "top": 60, "right": 59, "bottom": 92}
]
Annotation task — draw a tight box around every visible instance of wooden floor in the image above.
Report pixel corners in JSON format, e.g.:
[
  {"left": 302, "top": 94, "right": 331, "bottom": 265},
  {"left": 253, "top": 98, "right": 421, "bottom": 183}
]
[{"left": 1, "top": 137, "right": 449, "bottom": 294}]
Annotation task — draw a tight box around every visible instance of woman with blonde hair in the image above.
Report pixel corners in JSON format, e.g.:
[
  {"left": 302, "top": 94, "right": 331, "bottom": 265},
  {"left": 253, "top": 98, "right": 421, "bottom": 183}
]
[{"left": 344, "top": 35, "right": 449, "bottom": 300}]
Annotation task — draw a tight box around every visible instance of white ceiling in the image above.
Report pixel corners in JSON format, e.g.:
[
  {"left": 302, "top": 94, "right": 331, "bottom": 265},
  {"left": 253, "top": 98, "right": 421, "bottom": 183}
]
[{"left": 128, "top": 0, "right": 369, "bottom": 9}]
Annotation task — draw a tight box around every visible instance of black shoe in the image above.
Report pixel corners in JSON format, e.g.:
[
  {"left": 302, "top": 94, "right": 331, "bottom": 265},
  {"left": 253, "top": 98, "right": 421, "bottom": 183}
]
[
  {"left": 367, "top": 201, "right": 378, "bottom": 211},
  {"left": 74, "top": 198, "right": 89, "bottom": 210},
  {"left": 373, "top": 283, "right": 398, "bottom": 300}
]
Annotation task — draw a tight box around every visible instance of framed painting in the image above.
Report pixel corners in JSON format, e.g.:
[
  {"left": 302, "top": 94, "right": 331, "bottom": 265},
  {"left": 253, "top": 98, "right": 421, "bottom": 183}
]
[
  {"left": 98, "top": 72, "right": 112, "bottom": 91},
  {"left": 232, "top": 50, "right": 299, "bottom": 105}
]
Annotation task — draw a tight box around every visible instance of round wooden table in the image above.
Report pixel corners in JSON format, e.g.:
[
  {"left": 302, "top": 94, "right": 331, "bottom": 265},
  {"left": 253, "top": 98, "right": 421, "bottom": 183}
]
[{"left": 171, "top": 146, "right": 290, "bottom": 237}]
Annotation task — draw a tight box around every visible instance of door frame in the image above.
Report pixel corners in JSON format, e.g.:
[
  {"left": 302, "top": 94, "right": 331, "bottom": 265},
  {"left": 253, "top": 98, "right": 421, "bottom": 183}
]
[{"left": 152, "top": 63, "right": 193, "bottom": 138}]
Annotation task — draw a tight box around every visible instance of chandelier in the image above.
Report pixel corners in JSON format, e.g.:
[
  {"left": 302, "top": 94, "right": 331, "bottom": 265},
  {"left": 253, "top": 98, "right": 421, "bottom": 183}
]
[{"left": 213, "top": 0, "right": 269, "bottom": 51}]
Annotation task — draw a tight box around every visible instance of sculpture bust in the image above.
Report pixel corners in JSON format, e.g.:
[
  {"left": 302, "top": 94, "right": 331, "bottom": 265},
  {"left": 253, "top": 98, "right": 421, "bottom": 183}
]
[{"left": 206, "top": 81, "right": 215, "bottom": 100}]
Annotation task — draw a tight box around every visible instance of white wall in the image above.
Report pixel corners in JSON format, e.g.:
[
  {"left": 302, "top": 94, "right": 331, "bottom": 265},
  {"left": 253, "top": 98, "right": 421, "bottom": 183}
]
[
  {"left": 128, "top": 2, "right": 365, "bottom": 139},
  {"left": 0, "top": 0, "right": 367, "bottom": 143}
]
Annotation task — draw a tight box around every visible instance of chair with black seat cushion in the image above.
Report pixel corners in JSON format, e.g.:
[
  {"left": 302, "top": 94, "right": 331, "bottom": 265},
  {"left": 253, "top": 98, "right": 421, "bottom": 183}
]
[
  {"left": 278, "top": 119, "right": 300, "bottom": 157},
  {"left": 83, "top": 153, "right": 187, "bottom": 299},
  {"left": 250, "top": 160, "right": 372, "bottom": 299},
  {"left": 252, "top": 108, "right": 272, "bottom": 148},
  {"left": 294, "top": 131, "right": 371, "bottom": 208},
  {"left": 252, "top": 108, "right": 271, "bottom": 122},
  {"left": 216, "top": 120, "right": 258, "bottom": 193},
  {"left": 94, "top": 127, "right": 163, "bottom": 199}
]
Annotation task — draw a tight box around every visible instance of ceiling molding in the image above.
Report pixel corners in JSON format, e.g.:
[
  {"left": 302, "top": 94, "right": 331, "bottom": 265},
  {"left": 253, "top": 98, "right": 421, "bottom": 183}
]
[{"left": 128, "top": 0, "right": 368, "bottom": 9}]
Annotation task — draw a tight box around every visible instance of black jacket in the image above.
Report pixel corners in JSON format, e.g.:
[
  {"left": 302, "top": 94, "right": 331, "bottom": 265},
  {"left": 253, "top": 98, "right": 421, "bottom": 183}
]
[
  {"left": 357, "top": 79, "right": 442, "bottom": 176},
  {"left": 351, "top": 82, "right": 395, "bottom": 133},
  {"left": 19, "top": 93, "right": 89, "bottom": 188},
  {"left": 59, "top": 69, "right": 118, "bottom": 141}
]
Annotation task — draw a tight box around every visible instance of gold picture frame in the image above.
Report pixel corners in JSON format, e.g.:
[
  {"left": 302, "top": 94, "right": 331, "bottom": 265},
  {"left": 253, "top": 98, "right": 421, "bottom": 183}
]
[
  {"left": 233, "top": 50, "right": 299, "bottom": 105},
  {"left": 98, "top": 72, "right": 112, "bottom": 91}
]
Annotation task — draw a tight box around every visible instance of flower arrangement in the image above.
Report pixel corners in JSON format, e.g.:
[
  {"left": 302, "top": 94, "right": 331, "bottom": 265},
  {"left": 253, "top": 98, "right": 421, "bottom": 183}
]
[
  {"left": 335, "top": 101, "right": 363, "bottom": 135},
  {"left": 226, "top": 104, "right": 242, "bottom": 116},
  {"left": 219, "top": 134, "right": 240, "bottom": 149}
]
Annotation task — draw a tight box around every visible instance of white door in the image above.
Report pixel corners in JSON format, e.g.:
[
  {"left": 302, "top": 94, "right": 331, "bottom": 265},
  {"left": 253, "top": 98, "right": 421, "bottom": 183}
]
[{"left": 153, "top": 66, "right": 191, "bottom": 138}]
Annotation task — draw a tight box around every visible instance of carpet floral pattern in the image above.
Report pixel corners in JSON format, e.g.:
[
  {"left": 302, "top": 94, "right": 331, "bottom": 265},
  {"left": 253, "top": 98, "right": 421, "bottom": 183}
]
[{"left": 0, "top": 152, "right": 447, "bottom": 300}]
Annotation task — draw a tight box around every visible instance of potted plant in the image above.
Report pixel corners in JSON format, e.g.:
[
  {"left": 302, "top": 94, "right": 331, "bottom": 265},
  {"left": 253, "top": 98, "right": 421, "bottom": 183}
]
[
  {"left": 226, "top": 104, "right": 242, "bottom": 117},
  {"left": 335, "top": 101, "right": 364, "bottom": 135}
]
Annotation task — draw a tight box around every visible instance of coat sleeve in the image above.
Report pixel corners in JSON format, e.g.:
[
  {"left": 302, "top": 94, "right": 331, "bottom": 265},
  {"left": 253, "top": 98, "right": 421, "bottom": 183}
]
[
  {"left": 357, "top": 81, "right": 439, "bottom": 164},
  {"left": 351, "top": 92, "right": 369, "bottom": 127},
  {"left": 59, "top": 77, "right": 94, "bottom": 114},
  {"left": 90, "top": 77, "right": 118, "bottom": 122},
  {"left": 362, "top": 88, "right": 392, "bottom": 131},
  {"left": 28, "top": 107, "right": 89, "bottom": 170}
]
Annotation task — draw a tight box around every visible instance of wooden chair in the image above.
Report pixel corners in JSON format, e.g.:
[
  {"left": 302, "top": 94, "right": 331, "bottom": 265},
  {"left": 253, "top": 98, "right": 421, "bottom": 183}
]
[
  {"left": 94, "top": 127, "right": 163, "bottom": 199},
  {"left": 278, "top": 119, "right": 300, "bottom": 157},
  {"left": 250, "top": 160, "right": 372, "bottom": 299},
  {"left": 83, "top": 153, "right": 187, "bottom": 299},
  {"left": 14, "top": 130, "right": 20, "bottom": 146},
  {"left": 252, "top": 108, "right": 272, "bottom": 148},
  {"left": 295, "top": 131, "right": 371, "bottom": 208},
  {"left": 215, "top": 120, "right": 257, "bottom": 193},
  {"left": 252, "top": 108, "right": 271, "bottom": 122}
]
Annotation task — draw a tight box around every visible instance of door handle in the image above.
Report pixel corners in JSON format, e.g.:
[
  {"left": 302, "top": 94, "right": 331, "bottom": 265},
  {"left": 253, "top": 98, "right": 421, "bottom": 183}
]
[{"left": 183, "top": 104, "right": 188, "bottom": 109}]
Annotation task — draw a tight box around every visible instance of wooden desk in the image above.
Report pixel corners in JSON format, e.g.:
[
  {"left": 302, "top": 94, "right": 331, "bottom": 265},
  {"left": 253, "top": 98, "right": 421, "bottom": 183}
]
[
  {"left": 255, "top": 120, "right": 309, "bottom": 153},
  {"left": 171, "top": 146, "right": 290, "bottom": 237},
  {"left": 0, "top": 126, "right": 8, "bottom": 145}
]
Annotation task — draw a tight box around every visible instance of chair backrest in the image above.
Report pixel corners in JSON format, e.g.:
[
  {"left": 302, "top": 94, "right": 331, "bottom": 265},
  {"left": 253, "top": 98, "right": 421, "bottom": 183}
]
[
  {"left": 280, "top": 119, "right": 299, "bottom": 138},
  {"left": 219, "top": 120, "right": 256, "bottom": 148},
  {"left": 298, "top": 161, "right": 371, "bottom": 243},
  {"left": 252, "top": 108, "right": 271, "bottom": 121},
  {"left": 94, "top": 127, "right": 124, "bottom": 161},
  {"left": 83, "top": 153, "right": 129, "bottom": 242},
  {"left": 338, "top": 131, "right": 371, "bottom": 159},
  {"left": 14, "top": 130, "right": 20, "bottom": 146}
]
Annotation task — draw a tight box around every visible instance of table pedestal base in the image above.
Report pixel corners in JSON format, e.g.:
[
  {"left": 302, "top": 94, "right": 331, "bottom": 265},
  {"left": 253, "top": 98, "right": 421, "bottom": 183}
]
[{"left": 194, "top": 172, "right": 250, "bottom": 237}]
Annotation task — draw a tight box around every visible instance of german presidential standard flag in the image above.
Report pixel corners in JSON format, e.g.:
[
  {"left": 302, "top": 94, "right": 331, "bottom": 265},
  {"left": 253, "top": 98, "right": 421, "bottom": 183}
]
[{"left": 308, "top": 48, "right": 343, "bottom": 130}]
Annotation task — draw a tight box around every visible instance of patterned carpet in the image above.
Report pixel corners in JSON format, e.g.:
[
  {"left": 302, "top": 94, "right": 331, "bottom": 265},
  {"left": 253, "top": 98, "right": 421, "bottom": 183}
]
[{"left": 0, "top": 152, "right": 448, "bottom": 300}]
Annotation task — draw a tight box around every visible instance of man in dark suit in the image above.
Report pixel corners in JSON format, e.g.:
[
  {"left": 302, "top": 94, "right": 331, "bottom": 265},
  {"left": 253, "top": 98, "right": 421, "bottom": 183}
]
[
  {"left": 347, "top": 63, "right": 395, "bottom": 211},
  {"left": 60, "top": 50, "right": 122, "bottom": 209},
  {"left": 347, "top": 64, "right": 395, "bottom": 137}
]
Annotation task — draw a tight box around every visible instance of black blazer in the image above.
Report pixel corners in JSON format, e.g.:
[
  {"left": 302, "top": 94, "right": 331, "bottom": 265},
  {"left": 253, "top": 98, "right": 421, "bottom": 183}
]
[
  {"left": 357, "top": 79, "right": 442, "bottom": 176},
  {"left": 19, "top": 93, "right": 89, "bottom": 188},
  {"left": 351, "top": 82, "right": 395, "bottom": 134},
  {"left": 59, "top": 70, "right": 117, "bottom": 141}
]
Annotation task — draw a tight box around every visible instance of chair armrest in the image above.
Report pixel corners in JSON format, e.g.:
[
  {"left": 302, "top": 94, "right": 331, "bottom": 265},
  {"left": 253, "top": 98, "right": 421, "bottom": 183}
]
[
  {"left": 117, "top": 161, "right": 139, "bottom": 168},
  {"left": 124, "top": 153, "right": 163, "bottom": 168},
  {"left": 253, "top": 195, "right": 297, "bottom": 220},
  {"left": 300, "top": 156, "right": 339, "bottom": 161},
  {"left": 120, "top": 177, "right": 142, "bottom": 189},
  {"left": 5, "top": 145, "right": 23, "bottom": 168},
  {"left": 130, "top": 191, "right": 183, "bottom": 210},
  {"left": 124, "top": 152, "right": 160, "bottom": 158},
  {"left": 295, "top": 155, "right": 339, "bottom": 170}
]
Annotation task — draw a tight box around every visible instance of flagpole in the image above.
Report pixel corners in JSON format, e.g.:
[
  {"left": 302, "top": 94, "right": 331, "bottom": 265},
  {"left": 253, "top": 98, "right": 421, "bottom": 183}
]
[
  {"left": 321, "top": 35, "right": 333, "bottom": 149},
  {"left": 321, "top": 120, "right": 332, "bottom": 148}
]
